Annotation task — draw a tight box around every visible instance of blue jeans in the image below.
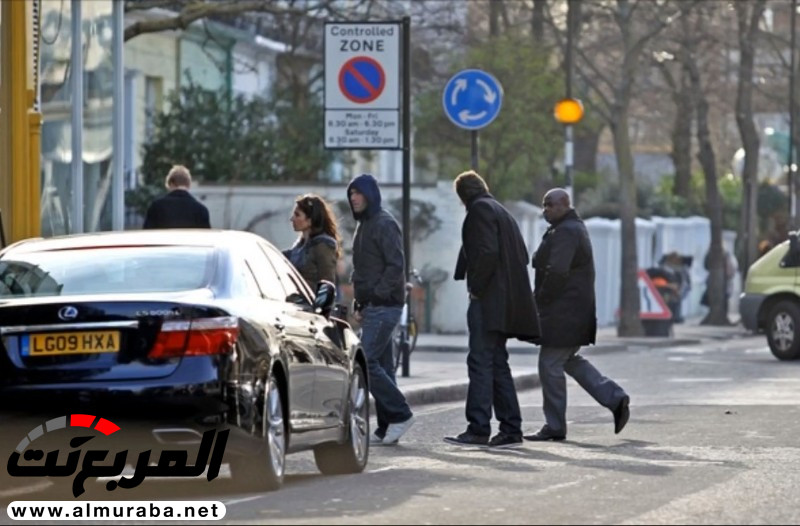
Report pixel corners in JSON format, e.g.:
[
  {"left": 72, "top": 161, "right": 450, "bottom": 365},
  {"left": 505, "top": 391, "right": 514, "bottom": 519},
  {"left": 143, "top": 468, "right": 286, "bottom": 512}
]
[
  {"left": 466, "top": 300, "right": 522, "bottom": 437},
  {"left": 360, "top": 305, "right": 413, "bottom": 435}
]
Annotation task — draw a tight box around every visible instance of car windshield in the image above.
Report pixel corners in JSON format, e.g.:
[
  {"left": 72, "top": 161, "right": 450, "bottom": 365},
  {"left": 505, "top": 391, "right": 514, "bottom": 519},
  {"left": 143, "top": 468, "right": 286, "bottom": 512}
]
[{"left": 0, "top": 246, "right": 215, "bottom": 298}]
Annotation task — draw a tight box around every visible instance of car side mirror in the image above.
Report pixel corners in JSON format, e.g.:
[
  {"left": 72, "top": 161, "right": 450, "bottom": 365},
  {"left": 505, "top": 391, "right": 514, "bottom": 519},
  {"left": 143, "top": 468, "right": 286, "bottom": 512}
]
[
  {"left": 286, "top": 292, "right": 309, "bottom": 306},
  {"left": 781, "top": 231, "right": 800, "bottom": 268},
  {"left": 313, "top": 280, "right": 337, "bottom": 318}
]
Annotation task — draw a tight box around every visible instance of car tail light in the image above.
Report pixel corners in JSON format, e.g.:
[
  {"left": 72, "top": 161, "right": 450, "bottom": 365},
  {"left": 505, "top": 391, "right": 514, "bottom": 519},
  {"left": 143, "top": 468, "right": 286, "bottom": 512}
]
[{"left": 149, "top": 317, "right": 239, "bottom": 359}]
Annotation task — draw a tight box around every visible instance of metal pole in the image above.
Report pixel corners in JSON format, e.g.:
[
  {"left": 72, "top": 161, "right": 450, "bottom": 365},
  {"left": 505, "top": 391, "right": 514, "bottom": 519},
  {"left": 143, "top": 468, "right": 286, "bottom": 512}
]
[
  {"left": 471, "top": 130, "right": 479, "bottom": 170},
  {"left": 401, "top": 16, "right": 411, "bottom": 378},
  {"left": 112, "top": 0, "right": 124, "bottom": 231},
  {"left": 71, "top": 0, "right": 84, "bottom": 233},
  {"left": 790, "top": 0, "right": 797, "bottom": 227},
  {"left": 564, "top": 0, "right": 574, "bottom": 204}
]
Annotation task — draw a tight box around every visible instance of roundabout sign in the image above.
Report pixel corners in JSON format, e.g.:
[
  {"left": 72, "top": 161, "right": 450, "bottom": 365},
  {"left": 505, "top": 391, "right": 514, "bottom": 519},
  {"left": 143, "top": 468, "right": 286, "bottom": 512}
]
[{"left": 442, "top": 69, "right": 503, "bottom": 131}]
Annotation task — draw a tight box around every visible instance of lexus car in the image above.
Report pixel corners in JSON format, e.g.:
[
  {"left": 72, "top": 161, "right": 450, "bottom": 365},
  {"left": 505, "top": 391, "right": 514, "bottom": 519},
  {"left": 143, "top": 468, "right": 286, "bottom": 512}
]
[{"left": 0, "top": 230, "right": 370, "bottom": 490}]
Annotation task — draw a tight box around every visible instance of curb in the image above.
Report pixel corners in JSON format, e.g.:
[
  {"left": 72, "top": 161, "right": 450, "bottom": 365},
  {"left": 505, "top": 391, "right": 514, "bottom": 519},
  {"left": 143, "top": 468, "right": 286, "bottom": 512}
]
[
  {"left": 371, "top": 372, "right": 541, "bottom": 412},
  {"left": 413, "top": 338, "right": 703, "bottom": 356}
]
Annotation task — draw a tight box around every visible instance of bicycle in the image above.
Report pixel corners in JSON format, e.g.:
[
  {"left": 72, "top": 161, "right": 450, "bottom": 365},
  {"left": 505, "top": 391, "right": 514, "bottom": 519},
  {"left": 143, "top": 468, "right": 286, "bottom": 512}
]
[{"left": 393, "top": 269, "right": 423, "bottom": 377}]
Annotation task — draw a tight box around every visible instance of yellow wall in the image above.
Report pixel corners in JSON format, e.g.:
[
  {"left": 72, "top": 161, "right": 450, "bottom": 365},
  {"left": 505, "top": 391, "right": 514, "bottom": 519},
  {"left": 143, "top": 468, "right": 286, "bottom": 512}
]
[{"left": 0, "top": 1, "right": 41, "bottom": 245}]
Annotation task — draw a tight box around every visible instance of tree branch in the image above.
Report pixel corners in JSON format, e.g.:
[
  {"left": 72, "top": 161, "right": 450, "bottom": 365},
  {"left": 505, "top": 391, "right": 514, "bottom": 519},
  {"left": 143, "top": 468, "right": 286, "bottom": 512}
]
[{"left": 124, "top": 0, "right": 329, "bottom": 41}]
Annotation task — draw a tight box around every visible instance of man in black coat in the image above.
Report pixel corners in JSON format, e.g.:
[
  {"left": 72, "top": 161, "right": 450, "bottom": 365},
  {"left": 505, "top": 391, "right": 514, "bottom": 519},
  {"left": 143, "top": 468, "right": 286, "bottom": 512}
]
[
  {"left": 444, "top": 171, "right": 540, "bottom": 449},
  {"left": 526, "top": 188, "right": 629, "bottom": 442},
  {"left": 143, "top": 165, "right": 211, "bottom": 229}
]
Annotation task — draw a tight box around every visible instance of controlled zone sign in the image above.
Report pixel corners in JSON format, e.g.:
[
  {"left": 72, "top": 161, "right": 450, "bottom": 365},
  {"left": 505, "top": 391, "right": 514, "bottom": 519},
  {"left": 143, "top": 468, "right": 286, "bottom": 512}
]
[
  {"left": 637, "top": 270, "right": 672, "bottom": 320},
  {"left": 325, "top": 22, "right": 400, "bottom": 149},
  {"left": 442, "top": 69, "right": 503, "bottom": 130}
]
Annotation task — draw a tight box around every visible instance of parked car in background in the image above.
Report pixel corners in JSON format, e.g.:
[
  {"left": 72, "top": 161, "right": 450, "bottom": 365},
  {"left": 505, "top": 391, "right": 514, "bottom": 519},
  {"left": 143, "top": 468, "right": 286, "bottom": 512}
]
[
  {"left": 0, "top": 230, "right": 370, "bottom": 490},
  {"left": 740, "top": 231, "right": 800, "bottom": 360}
]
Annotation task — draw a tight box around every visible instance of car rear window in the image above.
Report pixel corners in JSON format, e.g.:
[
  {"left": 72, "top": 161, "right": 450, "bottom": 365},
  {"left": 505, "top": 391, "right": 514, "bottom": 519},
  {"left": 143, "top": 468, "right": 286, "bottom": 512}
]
[{"left": 0, "top": 246, "right": 215, "bottom": 298}]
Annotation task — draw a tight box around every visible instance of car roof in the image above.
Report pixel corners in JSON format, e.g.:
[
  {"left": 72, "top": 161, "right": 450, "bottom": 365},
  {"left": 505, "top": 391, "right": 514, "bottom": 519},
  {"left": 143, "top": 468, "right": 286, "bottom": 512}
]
[{"left": 2, "top": 229, "right": 269, "bottom": 254}]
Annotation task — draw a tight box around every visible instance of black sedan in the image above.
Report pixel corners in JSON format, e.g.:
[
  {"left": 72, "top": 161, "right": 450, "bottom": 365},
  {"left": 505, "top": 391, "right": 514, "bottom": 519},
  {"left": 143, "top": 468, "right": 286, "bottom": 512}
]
[{"left": 0, "top": 230, "right": 370, "bottom": 491}]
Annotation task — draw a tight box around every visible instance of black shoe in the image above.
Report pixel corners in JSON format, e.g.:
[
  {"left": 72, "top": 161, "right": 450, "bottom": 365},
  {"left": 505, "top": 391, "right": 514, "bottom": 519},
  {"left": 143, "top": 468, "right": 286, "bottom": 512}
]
[
  {"left": 613, "top": 395, "right": 630, "bottom": 434},
  {"left": 523, "top": 428, "right": 566, "bottom": 442},
  {"left": 443, "top": 431, "right": 489, "bottom": 447},
  {"left": 488, "top": 432, "right": 523, "bottom": 449}
]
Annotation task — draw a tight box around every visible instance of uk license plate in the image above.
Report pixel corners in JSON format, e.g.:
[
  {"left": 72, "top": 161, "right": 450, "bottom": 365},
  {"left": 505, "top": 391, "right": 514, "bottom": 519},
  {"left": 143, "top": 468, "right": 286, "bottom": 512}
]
[{"left": 22, "top": 331, "right": 121, "bottom": 356}]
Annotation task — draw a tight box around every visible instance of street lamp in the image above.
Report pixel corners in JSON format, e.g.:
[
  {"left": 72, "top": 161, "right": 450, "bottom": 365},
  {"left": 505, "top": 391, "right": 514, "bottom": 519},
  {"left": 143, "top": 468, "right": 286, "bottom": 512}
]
[{"left": 554, "top": 96, "right": 584, "bottom": 204}]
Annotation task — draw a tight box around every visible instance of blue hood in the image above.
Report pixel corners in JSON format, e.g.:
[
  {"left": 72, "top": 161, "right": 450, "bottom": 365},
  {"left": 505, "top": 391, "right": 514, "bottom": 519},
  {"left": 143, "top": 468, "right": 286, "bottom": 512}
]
[{"left": 347, "top": 173, "right": 382, "bottom": 221}]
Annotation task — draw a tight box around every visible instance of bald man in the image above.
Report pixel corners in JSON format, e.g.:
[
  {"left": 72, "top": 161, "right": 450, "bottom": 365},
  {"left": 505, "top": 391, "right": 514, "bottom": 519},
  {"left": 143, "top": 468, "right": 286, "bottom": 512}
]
[{"left": 526, "top": 188, "right": 630, "bottom": 441}]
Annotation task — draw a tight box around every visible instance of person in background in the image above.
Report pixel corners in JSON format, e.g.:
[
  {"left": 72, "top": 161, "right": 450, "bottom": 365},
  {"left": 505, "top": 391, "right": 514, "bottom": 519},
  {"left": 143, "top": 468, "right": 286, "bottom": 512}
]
[
  {"left": 143, "top": 165, "right": 211, "bottom": 229},
  {"left": 283, "top": 194, "right": 341, "bottom": 289}
]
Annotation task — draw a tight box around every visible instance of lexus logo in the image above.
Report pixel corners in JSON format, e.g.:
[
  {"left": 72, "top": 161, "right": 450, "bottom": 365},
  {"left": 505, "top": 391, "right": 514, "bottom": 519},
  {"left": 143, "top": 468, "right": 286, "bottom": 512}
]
[{"left": 58, "top": 306, "right": 79, "bottom": 321}]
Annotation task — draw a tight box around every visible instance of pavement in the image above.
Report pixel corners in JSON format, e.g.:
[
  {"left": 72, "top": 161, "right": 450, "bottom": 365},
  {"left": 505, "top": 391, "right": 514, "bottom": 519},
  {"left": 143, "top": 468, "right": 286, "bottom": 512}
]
[{"left": 392, "top": 317, "right": 754, "bottom": 408}]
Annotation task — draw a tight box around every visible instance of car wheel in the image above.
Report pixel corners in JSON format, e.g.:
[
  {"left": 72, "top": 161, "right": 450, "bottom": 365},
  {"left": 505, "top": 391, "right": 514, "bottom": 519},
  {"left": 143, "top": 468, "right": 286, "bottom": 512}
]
[
  {"left": 313, "top": 363, "right": 369, "bottom": 475},
  {"left": 231, "top": 373, "right": 286, "bottom": 490},
  {"left": 767, "top": 301, "right": 800, "bottom": 360}
]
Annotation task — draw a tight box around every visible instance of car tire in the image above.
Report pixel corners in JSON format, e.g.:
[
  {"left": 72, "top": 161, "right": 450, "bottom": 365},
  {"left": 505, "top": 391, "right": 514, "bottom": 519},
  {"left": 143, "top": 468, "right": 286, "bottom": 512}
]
[
  {"left": 767, "top": 301, "right": 800, "bottom": 360},
  {"left": 231, "top": 373, "right": 286, "bottom": 490},
  {"left": 313, "top": 363, "right": 369, "bottom": 475}
]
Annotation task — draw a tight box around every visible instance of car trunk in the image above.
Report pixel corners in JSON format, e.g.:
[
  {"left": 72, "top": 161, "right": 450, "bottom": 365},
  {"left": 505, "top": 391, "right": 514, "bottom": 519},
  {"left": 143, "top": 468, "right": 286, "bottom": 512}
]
[{"left": 0, "top": 292, "right": 222, "bottom": 385}]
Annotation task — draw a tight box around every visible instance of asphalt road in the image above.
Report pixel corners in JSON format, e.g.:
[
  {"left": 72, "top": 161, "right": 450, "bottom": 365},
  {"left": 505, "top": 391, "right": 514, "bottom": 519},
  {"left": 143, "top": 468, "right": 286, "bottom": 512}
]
[{"left": 4, "top": 334, "right": 800, "bottom": 524}]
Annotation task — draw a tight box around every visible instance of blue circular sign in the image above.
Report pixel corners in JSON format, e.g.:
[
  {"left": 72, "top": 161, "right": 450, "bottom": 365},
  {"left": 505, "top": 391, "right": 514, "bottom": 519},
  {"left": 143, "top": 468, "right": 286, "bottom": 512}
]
[
  {"left": 339, "top": 56, "right": 386, "bottom": 104},
  {"left": 442, "top": 69, "right": 503, "bottom": 130}
]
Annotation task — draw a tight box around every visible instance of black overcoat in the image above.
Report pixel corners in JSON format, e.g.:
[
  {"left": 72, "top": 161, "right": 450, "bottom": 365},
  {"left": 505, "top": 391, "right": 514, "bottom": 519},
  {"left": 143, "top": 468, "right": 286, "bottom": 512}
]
[
  {"left": 532, "top": 209, "right": 597, "bottom": 347},
  {"left": 454, "top": 193, "right": 540, "bottom": 342},
  {"left": 143, "top": 190, "right": 211, "bottom": 229}
]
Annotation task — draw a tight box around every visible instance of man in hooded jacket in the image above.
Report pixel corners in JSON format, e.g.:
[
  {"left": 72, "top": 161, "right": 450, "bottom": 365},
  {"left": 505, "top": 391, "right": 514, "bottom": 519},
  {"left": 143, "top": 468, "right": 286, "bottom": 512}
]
[{"left": 347, "top": 174, "right": 415, "bottom": 445}]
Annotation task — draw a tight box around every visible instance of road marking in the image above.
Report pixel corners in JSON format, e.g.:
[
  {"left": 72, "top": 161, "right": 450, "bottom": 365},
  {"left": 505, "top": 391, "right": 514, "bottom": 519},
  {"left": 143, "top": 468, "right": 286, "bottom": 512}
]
[
  {"left": 224, "top": 495, "right": 267, "bottom": 506},
  {"left": 0, "top": 480, "right": 52, "bottom": 498},
  {"left": 668, "top": 378, "right": 733, "bottom": 383}
]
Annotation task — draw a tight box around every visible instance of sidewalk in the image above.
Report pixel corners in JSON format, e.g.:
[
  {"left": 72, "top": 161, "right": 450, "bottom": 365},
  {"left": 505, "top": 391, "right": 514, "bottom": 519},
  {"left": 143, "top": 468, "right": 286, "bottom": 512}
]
[{"left": 393, "top": 318, "right": 752, "bottom": 407}]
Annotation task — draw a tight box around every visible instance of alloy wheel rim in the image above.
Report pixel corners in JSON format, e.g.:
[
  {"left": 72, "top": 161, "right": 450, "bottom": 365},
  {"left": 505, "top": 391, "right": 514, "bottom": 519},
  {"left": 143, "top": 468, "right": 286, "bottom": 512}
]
[
  {"left": 772, "top": 312, "right": 795, "bottom": 352},
  {"left": 350, "top": 372, "right": 368, "bottom": 463},
  {"left": 266, "top": 383, "right": 285, "bottom": 477}
]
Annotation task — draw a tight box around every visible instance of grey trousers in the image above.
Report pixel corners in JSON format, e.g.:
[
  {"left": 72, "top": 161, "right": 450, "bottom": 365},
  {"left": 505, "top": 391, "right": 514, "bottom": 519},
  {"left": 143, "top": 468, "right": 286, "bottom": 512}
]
[{"left": 538, "top": 346, "right": 627, "bottom": 436}]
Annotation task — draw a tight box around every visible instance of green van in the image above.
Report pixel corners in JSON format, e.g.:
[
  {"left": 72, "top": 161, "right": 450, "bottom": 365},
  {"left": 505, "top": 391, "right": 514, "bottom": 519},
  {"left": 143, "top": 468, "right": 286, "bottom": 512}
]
[{"left": 740, "top": 232, "right": 800, "bottom": 360}]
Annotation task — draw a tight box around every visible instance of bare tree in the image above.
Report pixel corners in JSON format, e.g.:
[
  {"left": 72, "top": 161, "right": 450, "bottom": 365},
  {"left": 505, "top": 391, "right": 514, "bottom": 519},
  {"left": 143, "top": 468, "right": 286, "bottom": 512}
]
[
  {"left": 547, "top": 0, "right": 681, "bottom": 336},
  {"left": 735, "top": 0, "right": 767, "bottom": 274}
]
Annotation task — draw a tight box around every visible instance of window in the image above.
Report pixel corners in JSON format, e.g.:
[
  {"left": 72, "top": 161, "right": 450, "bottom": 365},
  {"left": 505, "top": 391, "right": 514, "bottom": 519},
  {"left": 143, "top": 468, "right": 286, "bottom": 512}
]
[
  {"left": 259, "top": 242, "right": 314, "bottom": 303},
  {"left": 229, "top": 257, "right": 262, "bottom": 299},
  {"left": 0, "top": 246, "right": 214, "bottom": 297},
  {"left": 144, "top": 75, "right": 163, "bottom": 141},
  {"left": 241, "top": 243, "right": 285, "bottom": 301}
]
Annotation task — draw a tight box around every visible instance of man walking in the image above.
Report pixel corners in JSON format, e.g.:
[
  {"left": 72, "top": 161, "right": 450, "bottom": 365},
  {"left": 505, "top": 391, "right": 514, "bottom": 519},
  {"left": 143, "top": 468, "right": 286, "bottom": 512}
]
[
  {"left": 444, "top": 171, "right": 540, "bottom": 449},
  {"left": 526, "top": 188, "right": 629, "bottom": 442},
  {"left": 143, "top": 165, "right": 211, "bottom": 229},
  {"left": 347, "top": 173, "right": 415, "bottom": 445}
]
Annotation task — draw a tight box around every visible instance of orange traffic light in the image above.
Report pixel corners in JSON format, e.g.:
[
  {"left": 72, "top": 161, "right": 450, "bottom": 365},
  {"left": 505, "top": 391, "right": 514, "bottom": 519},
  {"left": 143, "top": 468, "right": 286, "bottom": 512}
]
[{"left": 554, "top": 98, "right": 584, "bottom": 124}]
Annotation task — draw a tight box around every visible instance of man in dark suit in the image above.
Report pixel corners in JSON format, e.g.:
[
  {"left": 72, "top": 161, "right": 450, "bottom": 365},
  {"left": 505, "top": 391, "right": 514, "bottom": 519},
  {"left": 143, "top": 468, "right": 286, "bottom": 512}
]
[
  {"left": 444, "top": 171, "right": 540, "bottom": 449},
  {"left": 526, "top": 188, "right": 629, "bottom": 442},
  {"left": 143, "top": 165, "right": 211, "bottom": 229}
]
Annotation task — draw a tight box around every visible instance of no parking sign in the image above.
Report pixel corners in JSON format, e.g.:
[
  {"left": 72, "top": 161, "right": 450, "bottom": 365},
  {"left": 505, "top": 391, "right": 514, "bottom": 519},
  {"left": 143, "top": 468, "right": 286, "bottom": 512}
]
[{"left": 325, "top": 22, "right": 400, "bottom": 149}]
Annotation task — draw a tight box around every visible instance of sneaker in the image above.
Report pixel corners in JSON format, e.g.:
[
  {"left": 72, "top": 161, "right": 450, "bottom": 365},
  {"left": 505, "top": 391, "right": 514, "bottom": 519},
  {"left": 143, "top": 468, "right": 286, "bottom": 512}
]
[
  {"left": 369, "top": 432, "right": 384, "bottom": 446},
  {"left": 383, "top": 415, "right": 415, "bottom": 444},
  {"left": 443, "top": 431, "right": 489, "bottom": 447},
  {"left": 488, "top": 432, "right": 523, "bottom": 449}
]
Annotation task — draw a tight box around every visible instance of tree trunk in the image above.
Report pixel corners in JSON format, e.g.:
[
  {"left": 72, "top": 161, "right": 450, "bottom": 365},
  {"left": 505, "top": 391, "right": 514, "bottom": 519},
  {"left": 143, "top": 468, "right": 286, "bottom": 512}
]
[
  {"left": 735, "top": 0, "right": 765, "bottom": 276},
  {"left": 532, "top": 0, "right": 546, "bottom": 44},
  {"left": 671, "top": 61, "right": 693, "bottom": 199},
  {"left": 574, "top": 124, "right": 601, "bottom": 173},
  {"left": 613, "top": 108, "right": 644, "bottom": 336},
  {"left": 490, "top": 0, "right": 501, "bottom": 38},
  {"left": 688, "top": 57, "right": 730, "bottom": 325}
]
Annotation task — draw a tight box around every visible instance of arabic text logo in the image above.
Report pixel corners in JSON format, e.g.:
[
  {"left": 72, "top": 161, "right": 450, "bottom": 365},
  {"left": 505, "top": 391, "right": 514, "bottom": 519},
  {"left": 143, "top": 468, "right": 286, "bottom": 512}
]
[{"left": 7, "top": 414, "right": 229, "bottom": 498}]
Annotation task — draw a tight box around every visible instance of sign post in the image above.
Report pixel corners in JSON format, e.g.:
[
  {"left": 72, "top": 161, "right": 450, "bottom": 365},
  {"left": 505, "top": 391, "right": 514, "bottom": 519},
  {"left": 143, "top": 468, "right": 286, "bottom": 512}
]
[
  {"left": 442, "top": 69, "right": 503, "bottom": 171},
  {"left": 325, "top": 20, "right": 414, "bottom": 377}
]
